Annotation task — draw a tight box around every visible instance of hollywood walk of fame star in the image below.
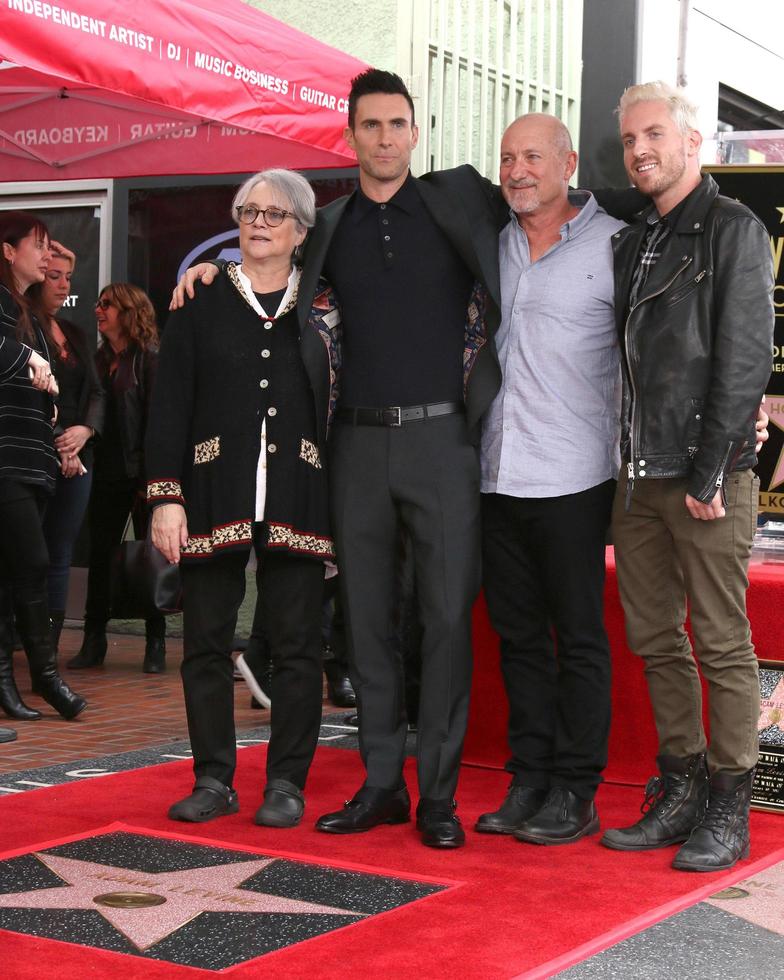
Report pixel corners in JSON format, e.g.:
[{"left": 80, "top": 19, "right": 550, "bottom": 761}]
[
  {"left": 707, "top": 862, "right": 784, "bottom": 937},
  {"left": 759, "top": 674, "right": 784, "bottom": 732},
  {"left": 0, "top": 853, "right": 364, "bottom": 951}
]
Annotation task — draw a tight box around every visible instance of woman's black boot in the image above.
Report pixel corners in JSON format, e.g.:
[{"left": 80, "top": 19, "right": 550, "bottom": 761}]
[
  {"left": 143, "top": 616, "right": 166, "bottom": 673},
  {"left": 50, "top": 609, "right": 66, "bottom": 654},
  {"left": 67, "top": 620, "right": 108, "bottom": 669},
  {"left": 0, "top": 588, "right": 41, "bottom": 721},
  {"left": 16, "top": 599, "right": 87, "bottom": 720}
]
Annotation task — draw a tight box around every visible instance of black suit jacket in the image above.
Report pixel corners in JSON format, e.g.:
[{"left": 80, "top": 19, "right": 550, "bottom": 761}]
[{"left": 297, "top": 165, "right": 507, "bottom": 439}]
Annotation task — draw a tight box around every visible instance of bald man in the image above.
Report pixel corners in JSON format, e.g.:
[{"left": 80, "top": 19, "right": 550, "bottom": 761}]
[{"left": 476, "top": 114, "right": 626, "bottom": 845}]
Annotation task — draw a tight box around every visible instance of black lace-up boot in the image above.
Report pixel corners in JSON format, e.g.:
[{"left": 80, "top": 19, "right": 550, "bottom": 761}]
[
  {"left": 672, "top": 769, "right": 755, "bottom": 872},
  {"left": 601, "top": 753, "right": 709, "bottom": 850}
]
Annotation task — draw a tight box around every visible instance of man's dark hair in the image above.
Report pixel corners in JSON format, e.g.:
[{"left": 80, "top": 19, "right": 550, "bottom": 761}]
[{"left": 347, "top": 68, "right": 415, "bottom": 129}]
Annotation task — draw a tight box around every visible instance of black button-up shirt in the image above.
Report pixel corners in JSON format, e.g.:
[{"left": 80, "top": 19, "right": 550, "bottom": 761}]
[{"left": 324, "top": 175, "right": 473, "bottom": 407}]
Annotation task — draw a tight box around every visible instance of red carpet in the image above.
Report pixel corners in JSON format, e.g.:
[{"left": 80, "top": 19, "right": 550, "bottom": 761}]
[{"left": 1, "top": 746, "right": 782, "bottom": 979}]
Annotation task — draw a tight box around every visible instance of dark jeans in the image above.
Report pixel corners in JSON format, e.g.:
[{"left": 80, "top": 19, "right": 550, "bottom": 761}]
[
  {"left": 43, "top": 468, "right": 93, "bottom": 612},
  {"left": 481, "top": 480, "right": 615, "bottom": 800},
  {"left": 84, "top": 476, "right": 164, "bottom": 638},
  {"left": 0, "top": 480, "right": 49, "bottom": 604},
  {"left": 181, "top": 544, "right": 325, "bottom": 790}
]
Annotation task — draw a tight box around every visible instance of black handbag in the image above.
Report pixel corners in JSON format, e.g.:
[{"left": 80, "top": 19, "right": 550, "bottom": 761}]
[{"left": 109, "top": 524, "right": 183, "bottom": 618}]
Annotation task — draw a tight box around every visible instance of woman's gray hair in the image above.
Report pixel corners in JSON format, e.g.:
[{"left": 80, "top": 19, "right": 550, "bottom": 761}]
[
  {"left": 616, "top": 81, "right": 700, "bottom": 135},
  {"left": 231, "top": 168, "right": 316, "bottom": 232}
]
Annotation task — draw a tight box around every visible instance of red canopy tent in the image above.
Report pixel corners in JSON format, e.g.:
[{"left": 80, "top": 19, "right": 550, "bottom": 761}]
[{"left": 0, "top": 0, "right": 366, "bottom": 180}]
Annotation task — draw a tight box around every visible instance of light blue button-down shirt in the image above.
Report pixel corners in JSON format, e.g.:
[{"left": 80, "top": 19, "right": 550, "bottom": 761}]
[{"left": 481, "top": 191, "right": 626, "bottom": 498}]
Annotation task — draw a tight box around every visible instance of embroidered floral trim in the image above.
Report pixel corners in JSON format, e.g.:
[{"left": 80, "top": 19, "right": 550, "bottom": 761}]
[
  {"left": 181, "top": 520, "right": 253, "bottom": 556},
  {"left": 267, "top": 522, "right": 335, "bottom": 558},
  {"left": 194, "top": 436, "right": 220, "bottom": 465},
  {"left": 147, "top": 479, "right": 184, "bottom": 502},
  {"left": 299, "top": 438, "right": 322, "bottom": 469}
]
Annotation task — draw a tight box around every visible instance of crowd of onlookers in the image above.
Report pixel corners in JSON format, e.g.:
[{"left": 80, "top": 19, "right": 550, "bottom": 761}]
[{"left": 0, "top": 213, "right": 173, "bottom": 742}]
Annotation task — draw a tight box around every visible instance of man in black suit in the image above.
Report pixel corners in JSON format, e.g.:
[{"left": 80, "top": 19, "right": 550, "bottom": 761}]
[{"left": 308, "top": 70, "right": 504, "bottom": 848}]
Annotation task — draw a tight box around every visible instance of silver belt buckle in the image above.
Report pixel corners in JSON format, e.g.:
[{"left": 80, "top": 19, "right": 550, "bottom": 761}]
[{"left": 388, "top": 406, "right": 402, "bottom": 426}]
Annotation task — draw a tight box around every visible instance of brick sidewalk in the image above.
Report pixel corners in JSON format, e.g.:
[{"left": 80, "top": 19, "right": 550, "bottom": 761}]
[{"left": 0, "top": 625, "right": 275, "bottom": 773}]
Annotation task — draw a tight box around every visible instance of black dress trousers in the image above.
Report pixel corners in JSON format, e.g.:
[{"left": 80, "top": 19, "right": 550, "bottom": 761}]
[
  {"left": 180, "top": 544, "right": 324, "bottom": 791},
  {"left": 329, "top": 413, "right": 481, "bottom": 802},
  {"left": 481, "top": 480, "right": 615, "bottom": 800}
]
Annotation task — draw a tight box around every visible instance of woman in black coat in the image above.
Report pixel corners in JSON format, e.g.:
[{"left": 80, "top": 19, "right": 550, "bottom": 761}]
[
  {"left": 66, "top": 283, "right": 164, "bottom": 673},
  {"left": 148, "top": 168, "right": 340, "bottom": 828},
  {"left": 27, "top": 246, "right": 105, "bottom": 652},
  {"left": 0, "top": 212, "right": 87, "bottom": 724}
]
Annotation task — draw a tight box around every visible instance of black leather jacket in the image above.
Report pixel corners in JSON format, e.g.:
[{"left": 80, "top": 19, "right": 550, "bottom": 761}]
[
  {"left": 612, "top": 174, "right": 774, "bottom": 503},
  {"left": 95, "top": 343, "right": 158, "bottom": 482}
]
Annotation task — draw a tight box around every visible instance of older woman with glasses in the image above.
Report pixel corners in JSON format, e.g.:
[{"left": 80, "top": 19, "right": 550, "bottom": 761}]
[
  {"left": 67, "top": 282, "right": 165, "bottom": 674},
  {"left": 148, "top": 168, "right": 340, "bottom": 828}
]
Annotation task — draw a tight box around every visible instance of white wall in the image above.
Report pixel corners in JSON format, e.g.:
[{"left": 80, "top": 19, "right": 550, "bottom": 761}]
[{"left": 245, "top": 0, "right": 400, "bottom": 69}]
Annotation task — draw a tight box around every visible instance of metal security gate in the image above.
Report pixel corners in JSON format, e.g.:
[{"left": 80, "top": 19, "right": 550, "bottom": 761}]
[{"left": 399, "top": 0, "right": 584, "bottom": 178}]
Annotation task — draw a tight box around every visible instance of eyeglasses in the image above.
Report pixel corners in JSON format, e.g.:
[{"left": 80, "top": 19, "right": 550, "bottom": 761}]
[
  {"left": 235, "top": 205, "right": 296, "bottom": 227},
  {"left": 95, "top": 298, "right": 114, "bottom": 310}
]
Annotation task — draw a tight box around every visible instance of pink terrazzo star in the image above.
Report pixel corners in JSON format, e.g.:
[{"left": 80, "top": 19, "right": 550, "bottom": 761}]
[
  {"left": 0, "top": 854, "right": 362, "bottom": 951},
  {"left": 707, "top": 861, "right": 784, "bottom": 936},
  {"left": 759, "top": 674, "right": 784, "bottom": 732}
]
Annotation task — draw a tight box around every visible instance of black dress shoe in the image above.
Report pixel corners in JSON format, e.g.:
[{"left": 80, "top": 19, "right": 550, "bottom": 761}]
[
  {"left": 514, "top": 787, "right": 599, "bottom": 845},
  {"left": 475, "top": 784, "right": 547, "bottom": 835},
  {"left": 255, "top": 778, "right": 305, "bottom": 828},
  {"left": 0, "top": 726, "right": 17, "bottom": 743},
  {"left": 327, "top": 674, "right": 356, "bottom": 708},
  {"left": 316, "top": 785, "right": 410, "bottom": 834},
  {"left": 417, "top": 799, "right": 465, "bottom": 849}
]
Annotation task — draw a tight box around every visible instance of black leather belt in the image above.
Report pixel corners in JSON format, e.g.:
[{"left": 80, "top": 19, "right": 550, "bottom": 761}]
[{"left": 338, "top": 401, "right": 464, "bottom": 427}]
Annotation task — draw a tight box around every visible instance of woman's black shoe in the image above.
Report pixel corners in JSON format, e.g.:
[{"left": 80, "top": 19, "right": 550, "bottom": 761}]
[
  {"left": 143, "top": 636, "right": 166, "bottom": 673},
  {"left": 67, "top": 628, "right": 107, "bottom": 669}
]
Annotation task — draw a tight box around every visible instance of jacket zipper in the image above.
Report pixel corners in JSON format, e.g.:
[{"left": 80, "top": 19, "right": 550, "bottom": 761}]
[{"left": 623, "top": 256, "right": 693, "bottom": 508}]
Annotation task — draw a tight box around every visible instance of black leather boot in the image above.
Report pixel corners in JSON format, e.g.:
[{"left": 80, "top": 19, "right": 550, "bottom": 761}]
[
  {"left": 143, "top": 635, "right": 166, "bottom": 674},
  {"left": 475, "top": 784, "right": 548, "bottom": 834},
  {"left": 514, "top": 787, "right": 599, "bottom": 845},
  {"left": 16, "top": 599, "right": 87, "bottom": 720},
  {"left": 672, "top": 769, "right": 755, "bottom": 872},
  {"left": 601, "top": 753, "right": 709, "bottom": 851},
  {"left": 50, "top": 609, "right": 65, "bottom": 654},
  {"left": 0, "top": 594, "right": 41, "bottom": 721},
  {"left": 67, "top": 620, "right": 107, "bottom": 669}
]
